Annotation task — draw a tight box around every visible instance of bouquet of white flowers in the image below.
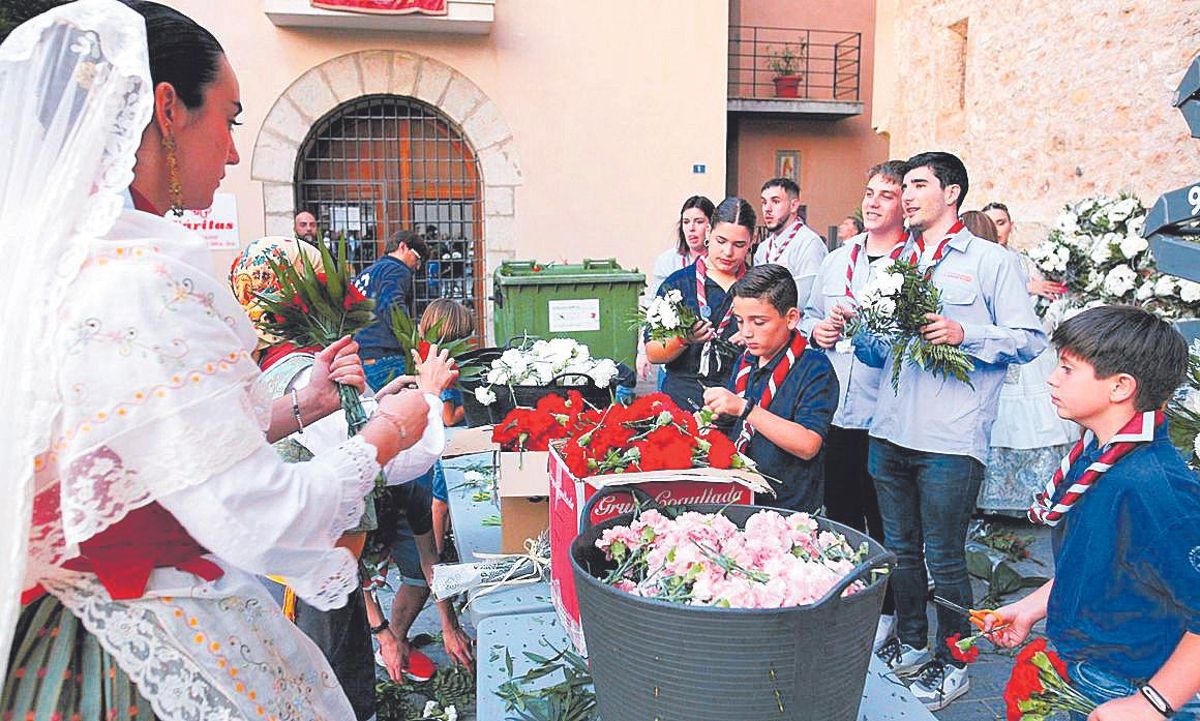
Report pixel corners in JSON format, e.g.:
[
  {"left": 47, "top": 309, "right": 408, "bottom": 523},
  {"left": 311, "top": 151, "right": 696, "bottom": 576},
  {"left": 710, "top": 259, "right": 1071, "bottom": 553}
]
[
  {"left": 1167, "top": 339, "right": 1200, "bottom": 470},
  {"left": 845, "top": 259, "right": 974, "bottom": 392},
  {"left": 473, "top": 338, "right": 620, "bottom": 407},
  {"left": 1031, "top": 193, "right": 1199, "bottom": 321},
  {"left": 634, "top": 288, "right": 698, "bottom": 344}
]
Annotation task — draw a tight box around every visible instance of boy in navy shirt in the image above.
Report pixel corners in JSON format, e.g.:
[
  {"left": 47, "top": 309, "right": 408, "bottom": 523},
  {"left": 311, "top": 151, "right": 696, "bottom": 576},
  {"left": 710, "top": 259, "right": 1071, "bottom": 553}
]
[
  {"left": 989, "top": 306, "right": 1200, "bottom": 720},
  {"left": 702, "top": 264, "right": 838, "bottom": 512}
]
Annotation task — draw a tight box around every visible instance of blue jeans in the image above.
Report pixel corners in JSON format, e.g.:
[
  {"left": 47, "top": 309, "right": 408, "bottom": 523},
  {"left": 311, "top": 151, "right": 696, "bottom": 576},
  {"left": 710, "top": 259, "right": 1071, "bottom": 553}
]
[
  {"left": 364, "top": 354, "right": 408, "bottom": 393},
  {"left": 868, "top": 438, "right": 984, "bottom": 663},
  {"left": 1068, "top": 661, "right": 1200, "bottom": 719}
]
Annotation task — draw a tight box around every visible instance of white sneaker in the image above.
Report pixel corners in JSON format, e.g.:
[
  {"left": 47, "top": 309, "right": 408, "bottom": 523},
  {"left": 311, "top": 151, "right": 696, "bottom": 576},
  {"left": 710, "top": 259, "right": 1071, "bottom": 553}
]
[
  {"left": 909, "top": 660, "right": 970, "bottom": 711},
  {"left": 872, "top": 615, "right": 896, "bottom": 652},
  {"left": 875, "top": 637, "right": 931, "bottom": 677}
]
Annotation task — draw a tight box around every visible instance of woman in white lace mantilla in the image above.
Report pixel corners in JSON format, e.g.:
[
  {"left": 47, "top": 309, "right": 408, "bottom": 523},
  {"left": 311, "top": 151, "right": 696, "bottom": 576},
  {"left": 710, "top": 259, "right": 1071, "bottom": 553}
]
[{"left": 0, "top": 2, "right": 442, "bottom": 719}]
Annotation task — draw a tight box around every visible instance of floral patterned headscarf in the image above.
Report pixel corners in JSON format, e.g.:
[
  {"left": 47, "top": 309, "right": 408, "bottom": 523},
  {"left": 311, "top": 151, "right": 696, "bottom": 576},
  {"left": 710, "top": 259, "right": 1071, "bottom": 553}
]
[{"left": 229, "top": 236, "right": 325, "bottom": 350}]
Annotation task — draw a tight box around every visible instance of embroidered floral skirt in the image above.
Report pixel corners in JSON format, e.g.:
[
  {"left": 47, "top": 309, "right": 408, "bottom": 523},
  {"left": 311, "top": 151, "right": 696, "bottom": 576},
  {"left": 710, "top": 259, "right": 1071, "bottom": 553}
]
[{"left": 3, "top": 594, "right": 156, "bottom": 721}]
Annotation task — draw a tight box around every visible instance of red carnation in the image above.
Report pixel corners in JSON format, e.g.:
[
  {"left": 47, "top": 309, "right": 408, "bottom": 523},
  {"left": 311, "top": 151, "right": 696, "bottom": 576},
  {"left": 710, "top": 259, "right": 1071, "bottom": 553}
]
[
  {"left": 702, "top": 430, "right": 737, "bottom": 469},
  {"left": 636, "top": 426, "right": 695, "bottom": 471},
  {"left": 563, "top": 440, "right": 591, "bottom": 477},
  {"left": 946, "top": 633, "right": 979, "bottom": 664},
  {"left": 416, "top": 340, "right": 433, "bottom": 362},
  {"left": 290, "top": 294, "right": 310, "bottom": 314},
  {"left": 343, "top": 283, "right": 367, "bottom": 309}
]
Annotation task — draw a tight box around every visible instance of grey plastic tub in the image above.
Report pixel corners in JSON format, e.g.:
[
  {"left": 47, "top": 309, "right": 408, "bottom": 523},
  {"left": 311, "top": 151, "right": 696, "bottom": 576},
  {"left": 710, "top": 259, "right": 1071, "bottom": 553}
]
[{"left": 570, "top": 487, "right": 895, "bottom": 721}]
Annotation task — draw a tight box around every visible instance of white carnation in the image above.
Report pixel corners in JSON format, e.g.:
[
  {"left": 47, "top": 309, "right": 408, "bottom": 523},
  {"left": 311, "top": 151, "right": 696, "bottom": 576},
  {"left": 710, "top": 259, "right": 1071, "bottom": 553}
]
[
  {"left": 474, "top": 386, "right": 497, "bottom": 406},
  {"left": 1180, "top": 279, "right": 1200, "bottom": 303},
  {"left": 589, "top": 358, "right": 620, "bottom": 387},
  {"left": 1089, "top": 239, "right": 1112, "bottom": 265},
  {"left": 1126, "top": 214, "right": 1145, "bottom": 237},
  {"left": 659, "top": 303, "right": 680, "bottom": 329},
  {"left": 1136, "top": 280, "right": 1155, "bottom": 301},
  {"left": 875, "top": 297, "right": 897, "bottom": 318},
  {"left": 1119, "top": 233, "right": 1148, "bottom": 260},
  {"left": 665, "top": 288, "right": 683, "bottom": 303},
  {"left": 1055, "top": 211, "right": 1079, "bottom": 234},
  {"left": 1155, "top": 276, "right": 1178, "bottom": 297},
  {"left": 1102, "top": 264, "right": 1137, "bottom": 297},
  {"left": 1193, "top": 433, "right": 1200, "bottom": 461},
  {"left": 486, "top": 367, "right": 509, "bottom": 385}
]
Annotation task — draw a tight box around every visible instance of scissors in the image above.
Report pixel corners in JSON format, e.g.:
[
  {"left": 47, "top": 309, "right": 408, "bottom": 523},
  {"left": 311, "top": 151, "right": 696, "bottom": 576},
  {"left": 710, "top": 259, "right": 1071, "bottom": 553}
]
[{"left": 932, "top": 596, "right": 1008, "bottom": 633}]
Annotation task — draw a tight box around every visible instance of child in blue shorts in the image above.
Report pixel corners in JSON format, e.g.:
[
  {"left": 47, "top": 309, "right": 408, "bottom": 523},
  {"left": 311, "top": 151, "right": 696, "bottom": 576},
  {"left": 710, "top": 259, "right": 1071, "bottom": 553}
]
[{"left": 988, "top": 306, "right": 1200, "bottom": 720}]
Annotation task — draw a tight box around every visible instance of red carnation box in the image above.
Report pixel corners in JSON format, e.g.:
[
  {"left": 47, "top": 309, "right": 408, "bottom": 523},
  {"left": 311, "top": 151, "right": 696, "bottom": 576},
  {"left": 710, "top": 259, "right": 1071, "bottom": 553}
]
[{"left": 547, "top": 442, "right": 768, "bottom": 654}]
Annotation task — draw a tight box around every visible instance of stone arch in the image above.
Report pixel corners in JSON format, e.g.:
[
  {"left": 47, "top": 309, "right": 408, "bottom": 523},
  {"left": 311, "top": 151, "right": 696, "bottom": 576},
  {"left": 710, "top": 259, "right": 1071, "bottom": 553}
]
[{"left": 251, "top": 51, "right": 522, "bottom": 271}]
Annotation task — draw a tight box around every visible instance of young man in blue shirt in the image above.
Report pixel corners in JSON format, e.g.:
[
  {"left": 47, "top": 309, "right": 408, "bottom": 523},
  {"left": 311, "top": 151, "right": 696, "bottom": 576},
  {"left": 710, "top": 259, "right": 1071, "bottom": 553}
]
[
  {"left": 703, "top": 264, "right": 838, "bottom": 512},
  {"left": 354, "top": 230, "right": 429, "bottom": 390},
  {"left": 988, "top": 306, "right": 1200, "bottom": 720},
  {"left": 853, "top": 152, "right": 1046, "bottom": 709},
  {"left": 802, "top": 160, "right": 909, "bottom": 649}
]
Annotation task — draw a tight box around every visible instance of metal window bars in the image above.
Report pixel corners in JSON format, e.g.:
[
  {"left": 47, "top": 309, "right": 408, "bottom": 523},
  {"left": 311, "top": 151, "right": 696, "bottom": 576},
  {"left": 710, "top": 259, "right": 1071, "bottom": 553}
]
[{"left": 294, "top": 95, "right": 485, "bottom": 333}]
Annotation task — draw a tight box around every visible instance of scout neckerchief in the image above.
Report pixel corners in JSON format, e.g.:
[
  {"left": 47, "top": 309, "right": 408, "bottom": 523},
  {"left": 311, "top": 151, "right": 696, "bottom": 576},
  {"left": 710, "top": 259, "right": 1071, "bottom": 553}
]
[
  {"left": 764, "top": 217, "right": 805, "bottom": 265},
  {"left": 1027, "top": 410, "right": 1163, "bottom": 527},
  {"left": 844, "top": 230, "right": 909, "bottom": 300},
  {"left": 695, "top": 255, "right": 745, "bottom": 376},
  {"left": 905, "top": 220, "right": 965, "bottom": 277},
  {"left": 732, "top": 330, "right": 809, "bottom": 453}
]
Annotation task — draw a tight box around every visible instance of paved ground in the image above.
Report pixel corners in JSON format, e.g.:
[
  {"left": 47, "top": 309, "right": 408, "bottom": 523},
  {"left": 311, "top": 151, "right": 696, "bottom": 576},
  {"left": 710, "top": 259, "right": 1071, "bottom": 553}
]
[{"left": 932, "top": 517, "right": 1053, "bottom": 721}]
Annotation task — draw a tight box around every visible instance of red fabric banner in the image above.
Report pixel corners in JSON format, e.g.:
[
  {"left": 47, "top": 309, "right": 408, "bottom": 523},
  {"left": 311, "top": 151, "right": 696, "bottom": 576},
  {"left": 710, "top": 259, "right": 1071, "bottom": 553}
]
[{"left": 311, "top": 0, "right": 447, "bottom": 15}]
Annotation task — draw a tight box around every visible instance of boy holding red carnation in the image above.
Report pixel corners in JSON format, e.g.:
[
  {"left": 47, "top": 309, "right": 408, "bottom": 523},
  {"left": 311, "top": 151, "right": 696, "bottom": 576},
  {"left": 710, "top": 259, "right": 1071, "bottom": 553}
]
[
  {"left": 987, "top": 306, "right": 1200, "bottom": 720},
  {"left": 702, "top": 264, "right": 838, "bottom": 512}
]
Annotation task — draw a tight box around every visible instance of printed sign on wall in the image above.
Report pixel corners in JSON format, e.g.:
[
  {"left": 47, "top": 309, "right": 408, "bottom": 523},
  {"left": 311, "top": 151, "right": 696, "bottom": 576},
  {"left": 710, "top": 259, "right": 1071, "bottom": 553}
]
[{"left": 170, "top": 193, "right": 240, "bottom": 250}]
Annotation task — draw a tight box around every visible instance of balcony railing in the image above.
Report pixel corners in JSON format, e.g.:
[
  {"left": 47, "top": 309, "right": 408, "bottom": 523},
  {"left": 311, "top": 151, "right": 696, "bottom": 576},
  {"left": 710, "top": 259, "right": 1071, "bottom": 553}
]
[{"left": 728, "top": 25, "right": 862, "bottom": 102}]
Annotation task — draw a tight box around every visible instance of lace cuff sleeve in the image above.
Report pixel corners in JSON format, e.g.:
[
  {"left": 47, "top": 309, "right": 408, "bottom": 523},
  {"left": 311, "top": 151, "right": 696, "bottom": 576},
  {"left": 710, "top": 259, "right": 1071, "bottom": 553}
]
[{"left": 310, "top": 435, "right": 380, "bottom": 537}]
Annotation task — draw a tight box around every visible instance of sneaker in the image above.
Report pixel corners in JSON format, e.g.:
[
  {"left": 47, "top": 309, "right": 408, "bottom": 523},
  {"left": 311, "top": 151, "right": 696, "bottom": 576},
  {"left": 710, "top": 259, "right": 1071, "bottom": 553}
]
[
  {"left": 909, "top": 660, "right": 970, "bottom": 711},
  {"left": 875, "top": 637, "right": 931, "bottom": 677},
  {"left": 872, "top": 615, "right": 896, "bottom": 652},
  {"left": 373, "top": 647, "right": 437, "bottom": 682}
]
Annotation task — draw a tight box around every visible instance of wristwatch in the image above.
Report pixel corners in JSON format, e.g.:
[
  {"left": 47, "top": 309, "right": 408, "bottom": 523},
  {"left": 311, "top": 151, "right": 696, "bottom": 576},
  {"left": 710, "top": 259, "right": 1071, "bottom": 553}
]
[
  {"left": 739, "top": 397, "right": 756, "bottom": 421},
  {"left": 1139, "top": 684, "right": 1175, "bottom": 718},
  {"left": 369, "top": 618, "right": 390, "bottom": 635}
]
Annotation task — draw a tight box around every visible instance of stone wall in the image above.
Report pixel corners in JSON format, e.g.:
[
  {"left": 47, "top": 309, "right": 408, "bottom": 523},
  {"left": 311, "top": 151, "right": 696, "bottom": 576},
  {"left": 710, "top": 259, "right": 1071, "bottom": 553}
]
[{"left": 873, "top": 0, "right": 1200, "bottom": 249}]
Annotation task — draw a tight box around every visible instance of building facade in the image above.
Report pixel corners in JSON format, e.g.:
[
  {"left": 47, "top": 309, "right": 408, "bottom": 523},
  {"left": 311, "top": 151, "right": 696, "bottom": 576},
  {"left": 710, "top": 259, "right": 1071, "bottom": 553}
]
[
  {"left": 727, "top": 0, "right": 889, "bottom": 240},
  {"left": 873, "top": 0, "right": 1200, "bottom": 248},
  {"left": 168, "top": 0, "right": 729, "bottom": 334}
]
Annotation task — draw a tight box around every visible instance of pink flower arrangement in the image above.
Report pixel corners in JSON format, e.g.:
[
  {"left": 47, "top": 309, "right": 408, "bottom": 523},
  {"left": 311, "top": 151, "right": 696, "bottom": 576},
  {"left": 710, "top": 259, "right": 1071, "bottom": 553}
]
[{"left": 596, "top": 508, "right": 869, "bottom": 609}]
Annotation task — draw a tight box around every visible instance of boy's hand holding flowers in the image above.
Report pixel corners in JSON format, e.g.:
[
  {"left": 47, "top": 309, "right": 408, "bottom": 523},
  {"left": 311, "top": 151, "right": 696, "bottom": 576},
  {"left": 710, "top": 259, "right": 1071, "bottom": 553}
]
[
  {"left": 811, "top": 305, "right": 850, "bottom": 349},
  {"left": 921, "top": 313, "right": 965, "bottom": 346},
  {"left": 701, "top": 386, "right": 747, "bottom": 418}
]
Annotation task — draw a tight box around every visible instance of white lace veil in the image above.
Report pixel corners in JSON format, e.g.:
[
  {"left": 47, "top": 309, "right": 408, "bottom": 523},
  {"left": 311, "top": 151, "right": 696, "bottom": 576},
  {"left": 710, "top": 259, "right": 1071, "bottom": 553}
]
[{"left": 0, "top": 0, "right": 152, "bottom": 681}]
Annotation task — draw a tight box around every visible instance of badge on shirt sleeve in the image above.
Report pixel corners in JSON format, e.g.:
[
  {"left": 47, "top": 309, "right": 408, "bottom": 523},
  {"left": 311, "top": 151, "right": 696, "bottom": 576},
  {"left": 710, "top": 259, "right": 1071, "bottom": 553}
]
[{"left": 700, "top": 305, "right": 712, "bottom": 320}]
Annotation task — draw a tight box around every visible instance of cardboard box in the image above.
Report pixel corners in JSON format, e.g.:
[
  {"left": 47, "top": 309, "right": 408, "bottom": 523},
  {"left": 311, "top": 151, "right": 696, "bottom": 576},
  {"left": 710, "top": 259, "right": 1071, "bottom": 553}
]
[
  {"left": 547, "top": 443, "right": 769, "bottom": 654},
  {"left": 498, "top": 451, "right": 550, "bottom": 553}
]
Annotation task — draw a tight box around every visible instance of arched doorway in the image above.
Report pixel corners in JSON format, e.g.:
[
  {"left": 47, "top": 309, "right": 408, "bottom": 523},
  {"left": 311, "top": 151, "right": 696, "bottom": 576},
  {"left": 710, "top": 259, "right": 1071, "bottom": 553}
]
[{"left": 294, "top": 95, "right": 485, "bottom": 328}]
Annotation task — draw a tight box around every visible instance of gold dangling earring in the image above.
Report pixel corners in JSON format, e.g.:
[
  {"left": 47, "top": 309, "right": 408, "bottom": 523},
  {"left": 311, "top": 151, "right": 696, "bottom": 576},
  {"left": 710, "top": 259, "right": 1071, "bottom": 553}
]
[{"left": 162, "top": 133, "right": 184, "bottom": 216}]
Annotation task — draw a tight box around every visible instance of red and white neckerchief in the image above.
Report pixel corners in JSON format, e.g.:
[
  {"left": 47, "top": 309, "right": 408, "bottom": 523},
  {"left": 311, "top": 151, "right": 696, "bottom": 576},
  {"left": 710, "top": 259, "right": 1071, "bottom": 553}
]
[
  {"left": 844, "top": 231, "right": 909, "bottom": 300},
  {"left": 764, "top": 218, "right": 805, "bottom": 265},
  {"left": 695, "top": 255, "right": 745, "bottom": 335},
  {"left": 1028, "top": 410, "right": 1164, "bottom": 527},
  {"left": 906, "top": 220, "right": 965, "bottom": 276},
  {"left": 732, "top": 331, "right": 809, "bottom": 453}
]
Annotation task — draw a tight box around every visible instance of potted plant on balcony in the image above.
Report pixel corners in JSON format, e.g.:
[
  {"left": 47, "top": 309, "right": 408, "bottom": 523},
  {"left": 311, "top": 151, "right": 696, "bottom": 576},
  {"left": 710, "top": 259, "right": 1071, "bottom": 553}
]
[{"left": 768, "top": 42, "right": 806, "bottom": 98}]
